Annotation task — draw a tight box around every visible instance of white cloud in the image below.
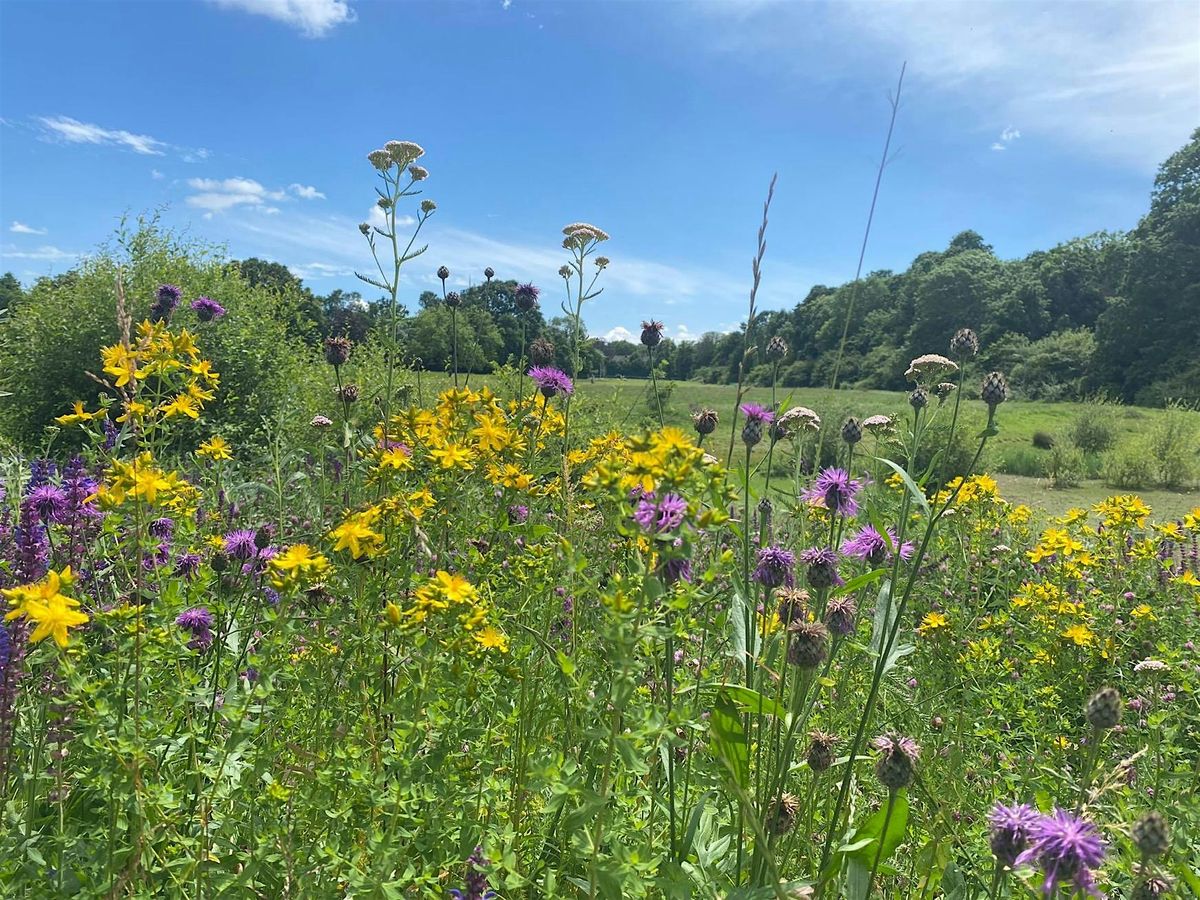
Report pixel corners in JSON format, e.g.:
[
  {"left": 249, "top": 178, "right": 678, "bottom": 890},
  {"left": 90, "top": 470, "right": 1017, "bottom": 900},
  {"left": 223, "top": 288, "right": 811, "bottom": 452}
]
[
  {"left": 37, "top": 116, "right": 167, "bottom": 156},
  {"left": 151, "top": 169, "right": 165, "bottom": 180},
  {"left": 604, "top": 326, "right": 637, "bottom": 342},
  {"left": 186, "top": 177, "right": 287, "bottom": 214},
  {"left": 367, "top": 205, "right": 417, "bottom": 230},
  {"left": 501, "top": 0, "right": 512, "bottom": 9},
  {"left": 289, "top": 183, "right": 326, "bottom": 200},
  {"left": 992, "top": 125, "right": 1021, "bottom": 151},
  {"left": 691, "top": 0, "right": 1200, "bottom": 170},
  {"left": 0, "top": 244, "right": 80, "bottom": 262},
  {"left": 210, "top": 0, "right": 356, "bottom": 37},
  {"left": 289, "top": 261, "right": 356, "bottom": 280},
  {"left": 9, "top": 221, "right": 47, "bottom": 235}
]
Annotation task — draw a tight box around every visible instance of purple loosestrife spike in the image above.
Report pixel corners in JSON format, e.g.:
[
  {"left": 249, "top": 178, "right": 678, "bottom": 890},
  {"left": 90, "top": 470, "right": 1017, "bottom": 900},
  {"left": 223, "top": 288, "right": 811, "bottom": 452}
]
[{"left": 1015, "top": 808, "right": 1106, "bottom": 898}]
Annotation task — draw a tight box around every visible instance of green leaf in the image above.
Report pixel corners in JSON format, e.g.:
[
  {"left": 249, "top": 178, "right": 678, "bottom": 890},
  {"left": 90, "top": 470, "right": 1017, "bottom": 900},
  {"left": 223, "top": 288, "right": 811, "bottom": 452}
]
[
  {"left": 845, "top": 790, "right": 909, "bottom": 866},
  {"left": 708, "top": 691, "right": 749, "bottom": 791},
  {"left": 677, "top": 683, "right": 788, "bottom": 720},
  {"left": 868, "top": 579, "right": 894, "bottom": 659},
  {"left": 874, "top": 457, "right": 930, "bottom": 515},
  {"left": 833, "top": 567, "right": 887, "bottom": 596}
]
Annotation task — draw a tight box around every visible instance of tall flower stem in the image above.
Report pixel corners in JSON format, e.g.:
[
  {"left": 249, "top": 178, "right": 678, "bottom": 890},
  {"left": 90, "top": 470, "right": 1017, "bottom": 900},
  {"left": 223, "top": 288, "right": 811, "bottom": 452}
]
[
  {"left": 866, "top": 791, "right": 898, "bottom": 897},
  {"left": 648, "top": 344, "right": 665, "bottom": 429}
]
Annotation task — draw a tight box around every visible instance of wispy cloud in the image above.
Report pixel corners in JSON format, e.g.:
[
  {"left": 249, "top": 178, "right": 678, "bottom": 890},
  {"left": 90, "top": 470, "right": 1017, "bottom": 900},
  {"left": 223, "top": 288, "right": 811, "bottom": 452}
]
[
  {"left": 9, "top": 221, "right": 47, "bottom": 235},
  {"left": 0, "top": 244, "right": 80, "bottom": 262},
  {"left": 209, "top": 0, "right": 356, "bottom": 37},
  {"left": 689, "top": 0, "right": 1199, "bottom": 170},
  {"left": 289, "top": 183, "right": 326, "bottom": 200},
  {"left": 991, "top": 125, "right": 1021, "bottom": 152},
  {"left": 37, "top": 116, "right": 168, "bottom": 156},
  {"left": 151, "top": 169, "right": 166, "bottom": 180},
  {"left": 186, "top": 177, "right": 287, "bottom": 217}
]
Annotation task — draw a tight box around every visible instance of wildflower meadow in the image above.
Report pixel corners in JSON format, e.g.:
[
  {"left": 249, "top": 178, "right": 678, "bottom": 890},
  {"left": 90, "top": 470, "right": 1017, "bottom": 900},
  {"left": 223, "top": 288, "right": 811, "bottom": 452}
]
[{"left": 1, "top": 140, "right": 1198, "bottom": 900}]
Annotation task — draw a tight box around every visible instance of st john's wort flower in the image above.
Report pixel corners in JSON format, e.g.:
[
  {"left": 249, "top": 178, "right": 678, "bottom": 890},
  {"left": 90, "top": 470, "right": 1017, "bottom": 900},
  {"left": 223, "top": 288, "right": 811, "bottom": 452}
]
[{"left": 1015, "top": 808, "right": 1106, "bottom": 898}]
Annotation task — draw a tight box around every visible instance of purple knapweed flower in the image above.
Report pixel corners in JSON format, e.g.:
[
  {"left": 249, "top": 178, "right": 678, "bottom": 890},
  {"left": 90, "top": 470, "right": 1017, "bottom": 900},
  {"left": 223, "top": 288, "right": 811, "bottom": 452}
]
[
  {"left": 507, "top": 504, "right": 529, "bottom": 525},
  {"left": 662, "top": 556, "right": 693, "bottom": 585},
  {"left": 449, "top": 845, "right": 497, "bottom": 900},
  {"left": 1015, "top": 808, "right": 1106, "bottom": 897},
  {"left": 799, "top": 547, "right": 844, "bottom": 589},
  {"left": 173, "top": 552, "right": 202, "bottom": 579},
  {"left": 513, "top": 282, "right": 540, "bottom": 311},
  {"left": 989, "top": 802, "right": 1042, "bottom": 868},
  {"left": 803, "top": 467, "right": 862, "bottom": 518},
  {"left": 841, "top": 524, "right": 913, "bottom": 565},
  {"left": 190, "top": 296, "right": 227, "bottom": 322},
  {"left": 739, "top": 403, "right": 775, "bottom": 424},
  {"left": 23, "top": 485, "right": 69, "bottom": 523},
  {"left": 176, "top": 606, "right": 214, "bottom": 651},
  {"left": 148, "top": 517, "right": 175, "bottom": 539},
  {"left": 753, "top": 545, "right": 796, "bottom": 588},
  {"left": 151, "top": 284, "right": 182, "bottom": 321},
  {"left": 528, "top": 366, "right": 574, "bottom": 398},
  {"left": 223, "top": 529, "right": 258, "bottom": 560},
  {"left": 633, "top": 493, "right": 687, "bottom": 533}
]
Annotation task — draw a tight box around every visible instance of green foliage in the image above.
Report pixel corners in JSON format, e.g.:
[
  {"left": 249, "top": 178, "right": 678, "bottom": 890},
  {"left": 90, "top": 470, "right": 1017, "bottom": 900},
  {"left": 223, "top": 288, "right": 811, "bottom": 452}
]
[
  {"left": 1069, "top": 402, "right": 1119, "bottom": 453},
  {"left": 1045, "top": 442, "right": 1086, "bottom": 489},
  {"left": 1145, "top": 401, "right": 1199, "bottom": 490},
  {"left": 1103, "top": 439, "right": 1155, "bottom": 490}
]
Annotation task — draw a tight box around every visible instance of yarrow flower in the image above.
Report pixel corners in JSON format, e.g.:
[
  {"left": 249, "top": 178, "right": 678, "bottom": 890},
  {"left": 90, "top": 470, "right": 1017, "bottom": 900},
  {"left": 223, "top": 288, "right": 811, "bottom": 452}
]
[
  {"left": 633, "top": 493, "right": 687, "bottom": 533},
  {"left": 905, "top": 353, "right": 958, "bottom": 384},
  {"left": 190, "top": 296, "right": 226, "bottom": 322},
  {"left": 989, "top": 802, "right": 1042, "bottom": 868},
  {"left": 753, "top": 545, "right": 796, "bottom": 588},
  {"left": 1015, "top": 808, "right": 1106, "bottom": 898},
  {"left": 528, "top": 366, "right": 573, "bottom": 398},
  {"left": 841, "top": 524, "right": 914, "bottom": 565},
  {"left": 803, "top": 468, "right": 862, "bottom": 517}
]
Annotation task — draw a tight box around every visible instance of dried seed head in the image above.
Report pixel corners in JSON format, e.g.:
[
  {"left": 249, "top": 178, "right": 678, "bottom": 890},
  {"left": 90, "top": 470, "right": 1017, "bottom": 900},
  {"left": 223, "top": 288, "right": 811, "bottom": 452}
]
[
  {"left": 769, "top": 793, "right": 802, "bottom": 835},
  {"left": 950, "top": 327, "right": 979, "bottom": 358},
  {"left": 640, "top": 320, "right": 664, "bottom": 348},
  {"left": 1085, "top": 686, "right": 1122, "bottom": 730},
  {"left": 483, "top": 267, "right": 495, "bottom": 280},
  {"left": 530, "top": 336, "right": 556, "bottom": 365},
  {"left": 445, "top": 291, "right": 462, "bottom": 309},
  {"left": 358, "top": 222, "right": 371, "bottom": 236},
  {"left": 806, "top": 731, "right": 838, "bottom": 773},
  {"left": 1133, "top": 810, "right": 1170, "bottom": 858},
  {"left": 776, "top": 587, "right": 810, "bottom": 624},
  {"left": 420, "top": 199, "right": 437, "bottom": 214},
  {"left": 787, "top": 621, "right": 829, "bottom": 669},
  {"left": 558, "top": 264, "right": 572, "bottom": 279},
  {"left": 841, "top": 416, "right": 862, "bottom": 445},
  {"left": 324, "top": 335, "right": 352, "bottom": 367},
  {"left": 981, "top": 371, "right": 1009, "bottom": 410},
  {"left": 692, "top": 408, "right": 719, "bottom": 436},
  {"left": 823, "top": 595, "right": 857, "bottom": 637},
  {"left": 337, "top": 384, "right": 360, "bottom": 404},
  {"left": 437, "top": 265, "right": 450, "bottom": 282},
  {"left": 934, "top": 382, "right": 957, "bottom": 402}
]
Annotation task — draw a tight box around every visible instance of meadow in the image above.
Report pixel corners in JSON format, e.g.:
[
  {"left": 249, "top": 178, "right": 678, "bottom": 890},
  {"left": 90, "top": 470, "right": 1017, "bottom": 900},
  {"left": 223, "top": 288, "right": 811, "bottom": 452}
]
[{"left": 0, "top": 140, "right": 1198, "bottom": 900}]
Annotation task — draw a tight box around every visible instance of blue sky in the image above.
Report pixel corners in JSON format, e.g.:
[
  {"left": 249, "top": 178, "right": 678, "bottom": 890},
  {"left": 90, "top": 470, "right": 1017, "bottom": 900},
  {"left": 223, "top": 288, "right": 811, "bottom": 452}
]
[{"left": 1, "top": 0, "right": 1197, "bottom": 341}]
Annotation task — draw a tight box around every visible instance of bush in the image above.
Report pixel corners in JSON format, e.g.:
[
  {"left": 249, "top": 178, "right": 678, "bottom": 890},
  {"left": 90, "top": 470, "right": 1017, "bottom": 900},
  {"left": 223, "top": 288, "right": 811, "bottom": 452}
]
[
  {"left": 0, "top": 220, "right": 318, "bottom": 449},
  {"left": 1069, "top": 403, "right": 1118, "bottom": 453},
  {"left": 1103, "top": 439, "right": 1155, "bottom": 490},
  {"left": 1032, "top": 431, "right": 1055, "bottom": 450},
  {"left": 1146, "top": 402, "right": 1199, "bottom": 489},
  {"left": 997, "top": 445, "right": 1046, "bottom": 477},
  {"left": 1045, "top": 443, "right": 1085, "bottom": 488}
]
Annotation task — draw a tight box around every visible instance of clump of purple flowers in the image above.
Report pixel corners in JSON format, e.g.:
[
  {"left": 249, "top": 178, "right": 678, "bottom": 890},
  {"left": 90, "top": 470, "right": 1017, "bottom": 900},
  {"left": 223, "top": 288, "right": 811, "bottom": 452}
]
[
  {"left": 449, "top": 845, "right": 496, "bottom": 900},
  {"left": 1014, "top": 808, "right": 1106, "bottom": 897},
  {"left": 528, "top": 366, "right": 574, "bottom": 398},
  {"left": 633, "top": 493, "right": 687, "bottom": 533},
  {"left": 150, "top": 284, "right": 182, "bottom": 322},
  {"left": 753, "top": 545, "right": 795, "bottom": 588},
  {"left": 507, "top": 504, "right": 529, "bottom": 525},
  {"left": 23, "top": 484, "right": 69, "bottom": 524},
  {"left": 841, "top": 524, "right": 913, "bottom": 565},
  {"left": 803, "top": 467, "right": 862, "bottom": 517},
  {"left": 989, "top": 802, "right": 1042, "bottom": 868},
  {"left": 191, "top": 296, "right": 227, "bottom": 322},
  {"left": 176, "top": 607, "right": 214, "bottom": 651}
]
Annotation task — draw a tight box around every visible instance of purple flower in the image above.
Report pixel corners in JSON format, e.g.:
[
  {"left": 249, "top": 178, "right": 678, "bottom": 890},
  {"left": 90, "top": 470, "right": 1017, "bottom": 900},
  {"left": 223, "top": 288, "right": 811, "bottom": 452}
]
[
  {"left": 148, "top": 517, "right": 175, "bottom": 539},
  {"left": 223, "top": 529, "right": 258, "bottom": 560},
  {"left": 824, "top": 595, "right": 858, "bottom": 636},
  {"left": 803, "top": 467, "right": 862, "bottom": 518},
  {"left": 173, "top": 552, "right": 202, "bottom": 579},
  {"left": 151, "top": 284, "right": 182, "bottom": 322},
  {"left": 176, "top": 606, "right": 214, "bottom": 651},
  {"left": 753, "top": 546, "right": 796, "bottom": 588},
  {"left": 989, "top": 802, "right": 1041, "bottom": 868},
  {"left": 739, "top": 403, "right": 775, "bottom": 424},
  {"left": 841, "top": 524, "right": 913, "bottom": 565},
  {"left": 513, "top": 282, "right": 540, "bottom": 311},
  {"left": 633, "top": 493, "right": 687, "bottom": 533},
  {"left": 800, "top": 547, "right": 844, "bottom": 589},
  {"left": 449, "top": 846, "right": 497, "bottom": 900},
  {"left": 507, "top": 504, "right": 529, "bottom": 525},
  {"left": 23, "top": 485, "right": 68, "bottom": 523},
  {"left": 528, "top": 366, "right": 574, "bottom": 398},
  {"left": 191, "top": 296, "right": 227, "bottom": 321},
  {"left": 1015, "top": 808, "right": 1106, "bottom": 897},
  {"left": 662, "top": 556, "right": 693, "bottom": 585}
]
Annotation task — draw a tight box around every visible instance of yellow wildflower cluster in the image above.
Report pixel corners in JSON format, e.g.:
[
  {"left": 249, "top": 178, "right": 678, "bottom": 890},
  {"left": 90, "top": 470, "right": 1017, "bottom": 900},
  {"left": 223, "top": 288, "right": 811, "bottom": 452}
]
[
  {"left": 93, "top": 452, "right": 201, "bottom": 516},
  {"left": 269, "top": 544, "right": 331, "bottom": 590},
  {"left": 1093, "top": 494, "right": 1151, "bottom": 530},
  {"left": 2, "top": 568, "right": 89, "bottom": 649},
  {"left": 935, "top": 474, "right": 1000, "bottom": 508},
  {"left": 385, "top": 570, "right": 508, "bottom": 653}
]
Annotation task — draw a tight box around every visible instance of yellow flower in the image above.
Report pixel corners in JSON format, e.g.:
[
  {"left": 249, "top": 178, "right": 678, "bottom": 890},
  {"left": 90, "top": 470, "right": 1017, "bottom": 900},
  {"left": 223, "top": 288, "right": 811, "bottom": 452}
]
[
  {"left": 329, "top": 512, "right": 384, "bottom": 559},
  {"left": 384, "top": 602, "right": 403, "bottom": 627},
  {"left": 116, "top": 400, "right": 148, "bottom": 423},
  {"left": 474, "top": 625, "right": 509, "bottom": 652},
  {"left": 1093, "top": 494, "right": 1151, "bottom": 529},
  {"left": 269, "top": 543, "right": 330, "bottom": 588},
  {"left": 1175, "top": 570, "right": 1200, "bottom": 588},
  {"left": 2, "top": 568, "right": 87, "bottom": 648},
  {"left": 1062, "top": 624, "right": 1095, "bottom": 647},
  {"left": 918, "top": 611, "right": 949, "bottom": 635},
  {"left": 55, "top": 400, "right": 105, "bottom": 427},
  {"left": 1130, "top": 603, "right": 1156, "bottom": 621},
  {"left": 197, "top": 436, "right": 233, "bottom": 461},
  {"left": 160, "top": 394, "right": 201, "bottom": 420},
  {"left": 101, "top": 344, "right": 136, "bottom": 387},
  {"left": 432, "top": 570, "right": 476, "bottom": 603},
  {"left": 429, "top": 443, "right": 475, "bottom": 470},
  {"left": 471, "top": 414, "right": 511, "bottom": 453},
  {"left": 1183, "top": 508, "right": 1200, "bottom": 531},
  {"left": 376, "top": 447, "right": 414, "bottom": 471},
  {"left": 1007, "top": 505, "right": 1032, "bottom": 526}
]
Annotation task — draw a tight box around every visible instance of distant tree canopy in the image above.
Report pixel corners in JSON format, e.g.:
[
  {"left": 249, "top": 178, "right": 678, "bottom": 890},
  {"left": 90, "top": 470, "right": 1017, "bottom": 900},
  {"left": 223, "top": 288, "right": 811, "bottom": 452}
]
[{"left": 2, "top": 131, "right": 1196, "bottom": 411}]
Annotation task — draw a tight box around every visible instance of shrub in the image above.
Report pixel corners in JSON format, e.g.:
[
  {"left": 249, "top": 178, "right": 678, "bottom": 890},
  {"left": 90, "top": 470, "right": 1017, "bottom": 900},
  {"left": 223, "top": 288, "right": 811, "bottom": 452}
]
[
  {"left": 1032, "top": 431, "right": 1055, "bottom": 450},
  {"left": 1045, "top": 443, "right": 1085, "bottom": 488},
  {"left": 1069, "top": 403, "right": 1118, "bottom": 453},
  {"left": 1103, "top": 439, "right": 1155, "bottom": 490},
  {"left": 1146, "top": 401, "right": 1199, "bottom": 489},
  {"left": 997, "top": 445, "right": 1046, "bottom": 477}
]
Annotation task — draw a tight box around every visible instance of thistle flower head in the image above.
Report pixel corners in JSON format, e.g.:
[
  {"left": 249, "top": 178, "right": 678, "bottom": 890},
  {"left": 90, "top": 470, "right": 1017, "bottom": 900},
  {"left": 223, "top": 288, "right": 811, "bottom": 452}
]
[
  {"left": 823, "top": 595, "right": 858, "bottom": 636},
  {"left": 528, "top": 366, "right": 573, "bottom": 398},
  {"left": 640, "top": 320, "right": 664, "bottom": 348},
  {"left": 989, "top": 802, "right": 1041, "bottom": 867},
  {"left": 776, "top": 587, "right": 809, "bottom": 624},
  {"left": 529, "top": 337, "right": 556, "bottom": 365},
  {"left": 24, "top": 485, "right": 68, "bottom": 523},
  {"left": 753, "top": 545, "right": 795, "bottom": 588},
  {"left": 872, "top": 733, "right": 920, "bottom": 790},
  {"left": 982, "top": 371, "right": 1009, "bottom": 410},
  {"left": 769, "top": 793, "right": 801, "bottom": 835},
  {"left": 909, "top": 387, "right": 929, "bottom": 411},
  {"left": 633, "top": 493, "right": 687, "bottom": 533},
  {"left": 802, "top": 467, "right": 862, "bottom": 518},
  {"left": 324, "top": 335, "right": 352, "bottom": 367},
  {"left": 692, "top": 408, "right": 719, "bottom": 436},
  {"left": 514, "top": 282, "right": 540, "bottom": 312},
  {"left": 483, "top": 266, "right": 495, "bottom": 280},
  {"left": 1132, "top": 810, "right": 1170, "bottom": 858},
  {"left": 1085, "top": 686, "right": 1122, "bottom": 730},
  {"left": 806, "top": 731, "right": 838, "bottom": 773},
  {"left": 191, "top": 296, "right": 226, "bottom": 322},
  {"left": 950, "top": 327, "right": 980, "bottom": 358},
  {"left": 437, "top": 265, "right": 450, "bottom": 281},
  {"left": 841, "top": 524, "right": 913, "bottom": 566},
  {"left": 800, "top": 547, "right": 843, "bottom": 589},
  {"left": 766, "top": 334, "right": 789, "bottom": 361},
  {"left": 1015, "top": 808, "right": 1106, "bottom": 898},
  {"left": 445, "top": 291, "right": 462, "bottom": 309},
  {"left": 787, "top": 620, "right": 829, "bottom": 669},
  {"left": 841, "top": 416, "right": 862, "bottom": 445}
]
